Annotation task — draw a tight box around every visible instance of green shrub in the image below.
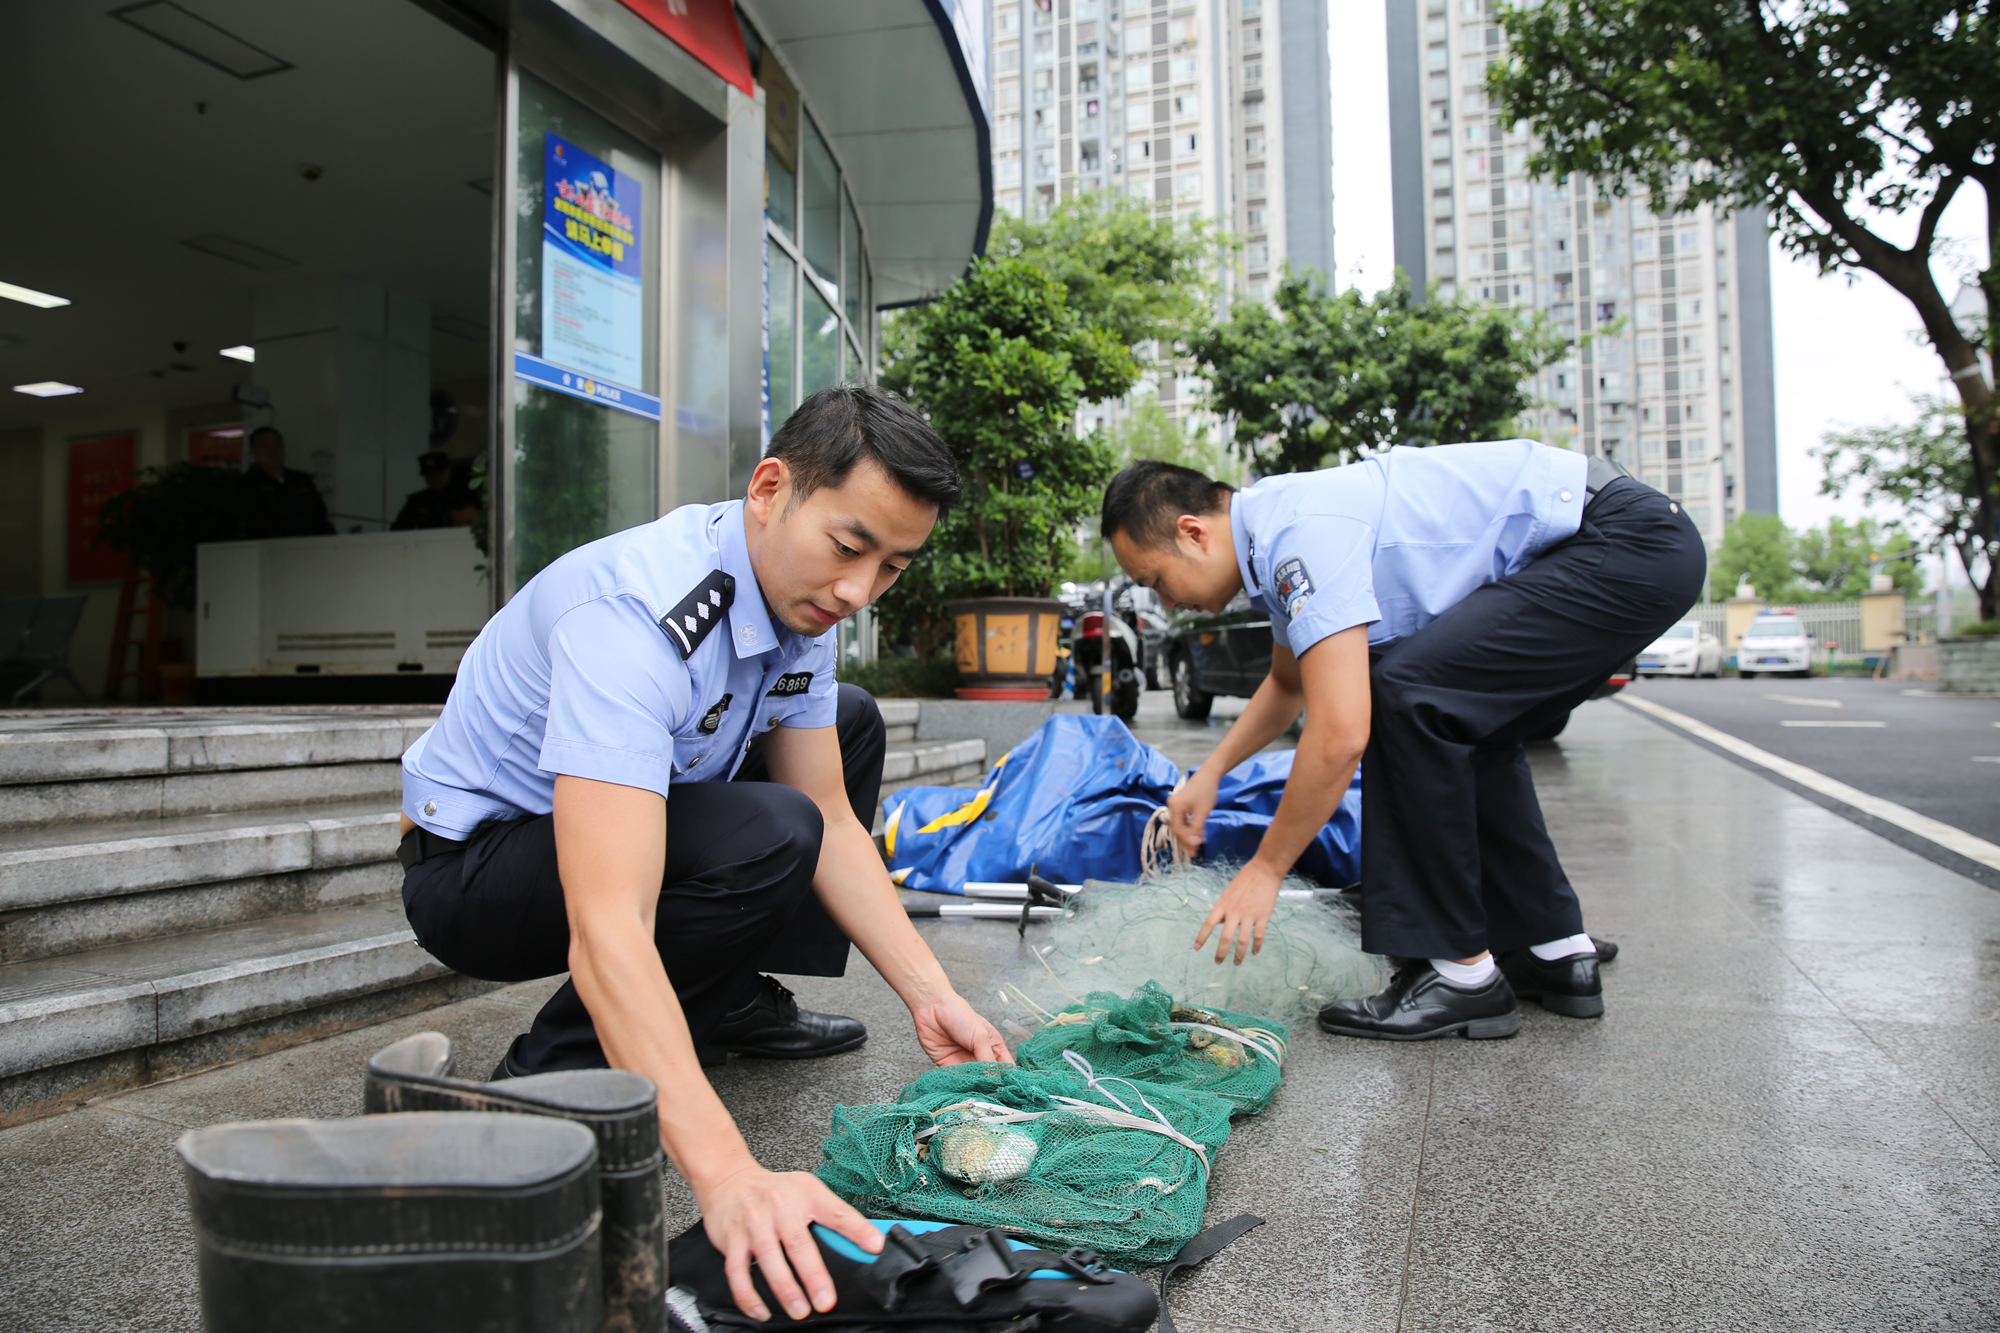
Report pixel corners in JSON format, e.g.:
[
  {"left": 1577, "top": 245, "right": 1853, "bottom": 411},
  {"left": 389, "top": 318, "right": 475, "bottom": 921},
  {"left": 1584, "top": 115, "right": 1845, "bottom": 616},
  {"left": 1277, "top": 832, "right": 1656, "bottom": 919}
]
[
  {"left": 1953, "top": 620, "right": 2000, "bottom": 638},
  {"left": 836, "top": 652, "right": 964, "bottom": 699}
]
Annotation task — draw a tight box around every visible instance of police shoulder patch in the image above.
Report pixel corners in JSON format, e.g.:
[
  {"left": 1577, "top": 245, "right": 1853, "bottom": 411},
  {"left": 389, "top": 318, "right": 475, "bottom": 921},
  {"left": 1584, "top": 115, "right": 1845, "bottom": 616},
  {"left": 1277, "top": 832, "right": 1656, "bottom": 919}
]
[
  {"left": 769, "top": 671, "right": 814, "bottom": 697},
  {"left": 1273, "top": 555, "right": 1315, "bottom": 618},
  {"left": 659, "top": 570, "right": 735, "bottom": 659}
]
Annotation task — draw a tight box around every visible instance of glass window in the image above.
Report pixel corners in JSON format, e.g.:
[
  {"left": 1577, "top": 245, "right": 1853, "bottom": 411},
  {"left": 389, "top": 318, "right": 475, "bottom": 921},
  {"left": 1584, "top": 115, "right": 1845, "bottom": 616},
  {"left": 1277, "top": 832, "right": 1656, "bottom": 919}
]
[
  {"left": 1651, "top": 624, "right": 1696, "bottom": 642},
  {"left": 768, "top": 245, "right": 797, "bottom": 430},
  {"left": 802, "top": 116, "right": 840, "bottom": 297},
  {"left": 510, "top": 74, "right": 660, "bottom": 589},
  {"left": 1744, "top": 618, "right": 1804, "bottom": 639},
  {"left": 843, "top": 192, "right": 862, "bottom": 330},
  {"left": 802, "top": 278, "right": 840, "bottom": 397},
  {"left": 767, "top": 144, "right": 796, "bottom": 240}
]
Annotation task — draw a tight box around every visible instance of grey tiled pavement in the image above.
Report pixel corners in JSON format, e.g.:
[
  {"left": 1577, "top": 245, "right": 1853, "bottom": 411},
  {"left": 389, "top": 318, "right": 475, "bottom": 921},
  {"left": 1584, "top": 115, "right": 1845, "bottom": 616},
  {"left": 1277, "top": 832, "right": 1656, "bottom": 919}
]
[{"left": 2, "top": 692, "right": 1996, "bottom": 1331}]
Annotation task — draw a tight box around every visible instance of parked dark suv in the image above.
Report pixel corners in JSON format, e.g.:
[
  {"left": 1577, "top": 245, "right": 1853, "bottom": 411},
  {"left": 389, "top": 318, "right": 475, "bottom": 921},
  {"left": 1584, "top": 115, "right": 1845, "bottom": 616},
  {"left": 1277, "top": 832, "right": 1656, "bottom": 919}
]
[{"left": 1163, "top": 596, "right": 1632, "bottom": 740}]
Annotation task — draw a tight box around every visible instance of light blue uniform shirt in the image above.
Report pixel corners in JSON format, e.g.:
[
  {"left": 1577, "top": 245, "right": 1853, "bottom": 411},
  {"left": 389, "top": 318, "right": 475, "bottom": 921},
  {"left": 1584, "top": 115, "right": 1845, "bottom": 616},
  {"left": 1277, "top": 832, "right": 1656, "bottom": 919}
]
[
  {"left": 1229, "top": 440, "right": 1590, "bottom": 655},
  {"left": 401, "top": 500, "right": 838, "bottom": 838}
]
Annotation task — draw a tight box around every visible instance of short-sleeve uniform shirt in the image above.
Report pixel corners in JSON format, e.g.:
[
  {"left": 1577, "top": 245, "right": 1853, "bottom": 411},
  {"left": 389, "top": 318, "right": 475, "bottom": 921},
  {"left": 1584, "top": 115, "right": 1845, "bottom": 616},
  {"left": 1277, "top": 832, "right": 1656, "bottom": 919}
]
[
  {"left": 1229, "top": 440, "right": 1591, "bottom": 657},
  {"left": 401, "top": 500, "right": 837, "bottom": 837}
]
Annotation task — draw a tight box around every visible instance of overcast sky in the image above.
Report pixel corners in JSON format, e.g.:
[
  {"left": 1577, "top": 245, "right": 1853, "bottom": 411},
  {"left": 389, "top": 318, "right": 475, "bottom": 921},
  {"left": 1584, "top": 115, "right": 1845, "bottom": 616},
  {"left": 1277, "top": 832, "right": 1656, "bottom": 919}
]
[{"left": 1325, "top": 0, "right": 1989, "bottom": 554}]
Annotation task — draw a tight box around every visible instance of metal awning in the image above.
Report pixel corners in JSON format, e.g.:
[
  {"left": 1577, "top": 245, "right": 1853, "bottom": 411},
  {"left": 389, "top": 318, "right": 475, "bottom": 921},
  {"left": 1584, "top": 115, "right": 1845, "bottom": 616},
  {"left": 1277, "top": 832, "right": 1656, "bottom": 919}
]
[{"left": 743, "top": 0, "right": 992, "bottom": 307}]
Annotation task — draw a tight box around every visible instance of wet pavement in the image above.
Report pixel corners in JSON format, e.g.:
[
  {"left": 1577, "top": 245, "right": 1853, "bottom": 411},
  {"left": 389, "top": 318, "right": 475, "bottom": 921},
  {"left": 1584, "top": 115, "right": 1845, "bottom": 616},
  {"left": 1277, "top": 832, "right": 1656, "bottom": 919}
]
[
  {"left": 1625, "top": 675, "right": 2000, "bottom": 843},
  {"left": 2, "top": 691, "right": 1996, "bottom": 1331}
]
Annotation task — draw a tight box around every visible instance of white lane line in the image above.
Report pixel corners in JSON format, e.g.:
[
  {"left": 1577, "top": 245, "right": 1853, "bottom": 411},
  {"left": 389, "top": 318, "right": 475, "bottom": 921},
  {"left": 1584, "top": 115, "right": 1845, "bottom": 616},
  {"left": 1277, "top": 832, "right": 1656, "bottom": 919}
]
[
  {"left": 1779, "top": 719, "right": 1885, "bottom": 727},
  {"left": 1975, "top": 757, "right": 2000, "bottom": 764},
  {"left": 1765, "top": 694, "right": 1842, "bottom": 708},
  {"left": 1619, "top": 694, "right": 2000, "bottom": 873}
]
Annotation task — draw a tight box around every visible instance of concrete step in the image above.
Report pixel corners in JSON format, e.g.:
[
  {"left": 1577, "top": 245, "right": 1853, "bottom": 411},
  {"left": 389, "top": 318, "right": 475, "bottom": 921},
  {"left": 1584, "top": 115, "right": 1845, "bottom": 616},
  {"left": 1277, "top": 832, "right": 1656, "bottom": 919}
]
[
  {"left": 880, "top": 698, "right": 918, "bottom": 745},
  {"left": 0, "top": 800, "right": 401, "bottom": 965},
  {"left": 881, "top": 738, "right": 985, "bottom": 796},
  {"left": 0, "top": 711, "right": 437, "bottom": 786},
  {"left": 0, "top": 898, "right": 487, "bottom": 1125}
]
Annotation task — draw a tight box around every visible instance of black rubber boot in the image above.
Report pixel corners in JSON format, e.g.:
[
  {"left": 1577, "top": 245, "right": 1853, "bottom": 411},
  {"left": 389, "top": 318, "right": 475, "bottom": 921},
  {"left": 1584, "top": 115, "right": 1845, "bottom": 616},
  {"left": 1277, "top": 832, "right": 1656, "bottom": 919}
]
[
  {"left": 366, "top": 1032, "right": 666, "bottom": 1333},
  {"left": 180, "top": 1113, "right": 602, "bottom": 1332}
]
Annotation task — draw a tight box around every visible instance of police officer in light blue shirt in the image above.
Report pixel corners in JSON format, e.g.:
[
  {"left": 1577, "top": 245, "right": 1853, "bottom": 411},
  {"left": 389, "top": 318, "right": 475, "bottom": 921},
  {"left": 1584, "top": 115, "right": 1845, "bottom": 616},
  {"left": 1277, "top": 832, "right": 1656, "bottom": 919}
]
[
  {"left": 1101, "top": 442, "right": 1705, "bottom": 1042},
  {"left": 397, "top": 385, "right": 1009, "bottom": 1322}
]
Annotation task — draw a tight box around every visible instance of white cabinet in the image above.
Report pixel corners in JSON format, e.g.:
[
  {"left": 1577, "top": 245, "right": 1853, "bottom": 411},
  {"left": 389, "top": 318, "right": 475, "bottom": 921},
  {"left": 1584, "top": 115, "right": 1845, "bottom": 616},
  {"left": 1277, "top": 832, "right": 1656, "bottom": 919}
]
[{"left": 196, "top": 529, "right": 489, "bottom": 678}]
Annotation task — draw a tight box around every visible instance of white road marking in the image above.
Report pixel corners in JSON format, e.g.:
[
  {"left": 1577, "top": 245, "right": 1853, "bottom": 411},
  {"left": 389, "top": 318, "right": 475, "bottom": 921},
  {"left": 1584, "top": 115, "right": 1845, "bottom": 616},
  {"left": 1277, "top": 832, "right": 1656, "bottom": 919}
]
[
  {"left": 1765, "top": 694, "right": 1842, "bottom": 708},
  {"left": 1619, "top": 694, "right": 2000, "bottom": 873},
  {"left": 1975, "top": 757, "right": 2000, "bottom": 764},
  {"left": 1779, "top": 720, "right": 1886, "bottom": 727}
]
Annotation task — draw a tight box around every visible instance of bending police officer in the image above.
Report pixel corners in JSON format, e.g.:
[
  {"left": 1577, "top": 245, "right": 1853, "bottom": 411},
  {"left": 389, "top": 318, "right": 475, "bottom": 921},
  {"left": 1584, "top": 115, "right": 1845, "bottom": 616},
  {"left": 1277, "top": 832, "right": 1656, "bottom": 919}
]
[
  {"left": 397, "top": 385, "right": 1009, "bottom": 1321},
  {"left": 1099, "top": 443, "right": 1704, "bottom": 1040}
]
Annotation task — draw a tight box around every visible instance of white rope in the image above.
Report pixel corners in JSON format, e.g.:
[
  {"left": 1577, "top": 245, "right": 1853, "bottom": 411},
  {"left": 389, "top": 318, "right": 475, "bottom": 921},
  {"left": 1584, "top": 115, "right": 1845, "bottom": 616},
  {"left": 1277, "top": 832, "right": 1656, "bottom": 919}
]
[
  {"left": 1169, "top": 1020, "right": 1287, "bottom": 1066},
  {"left": 912, "top": 1060, "right": 1211, "bottom": 1174},
  {"left": 1139, "top": 777, "right": 1194, "bottom": 880}
]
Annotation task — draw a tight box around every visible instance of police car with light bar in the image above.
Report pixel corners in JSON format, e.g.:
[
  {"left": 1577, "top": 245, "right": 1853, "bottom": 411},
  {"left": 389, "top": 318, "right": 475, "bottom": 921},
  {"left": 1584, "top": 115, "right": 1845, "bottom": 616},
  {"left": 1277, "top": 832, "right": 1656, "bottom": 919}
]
[{"left": 1735, "top": 610, "right": 1815, "bottom": 678}]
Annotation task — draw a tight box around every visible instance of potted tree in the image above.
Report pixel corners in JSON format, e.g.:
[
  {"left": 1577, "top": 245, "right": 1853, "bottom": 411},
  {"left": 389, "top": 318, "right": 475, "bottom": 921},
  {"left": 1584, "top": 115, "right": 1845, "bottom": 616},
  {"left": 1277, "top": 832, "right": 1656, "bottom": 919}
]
[{"left": 881, "top": 256, "right": 1137, "bottom": 698}]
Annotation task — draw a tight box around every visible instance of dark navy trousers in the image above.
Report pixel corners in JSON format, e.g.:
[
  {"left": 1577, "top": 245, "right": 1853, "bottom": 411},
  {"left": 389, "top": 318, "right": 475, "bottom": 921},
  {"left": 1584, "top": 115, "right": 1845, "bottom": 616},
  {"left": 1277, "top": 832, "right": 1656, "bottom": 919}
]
[
  {"left": 402, "top": 684, "right": 886, "bottom": 1072},
  {"left": 1358, "top": 479, "right": 1707, "bottom": 961}
]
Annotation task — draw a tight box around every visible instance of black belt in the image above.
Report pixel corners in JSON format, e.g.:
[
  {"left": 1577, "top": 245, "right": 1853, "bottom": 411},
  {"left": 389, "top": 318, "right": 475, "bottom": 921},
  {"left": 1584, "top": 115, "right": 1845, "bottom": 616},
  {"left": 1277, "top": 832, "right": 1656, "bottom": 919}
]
[
  {"left": 1585, "top": 454, "right": 1631, "bottom": 502},
  {"left": 397, "top": 825, "right": 468, "bottom": 871}
]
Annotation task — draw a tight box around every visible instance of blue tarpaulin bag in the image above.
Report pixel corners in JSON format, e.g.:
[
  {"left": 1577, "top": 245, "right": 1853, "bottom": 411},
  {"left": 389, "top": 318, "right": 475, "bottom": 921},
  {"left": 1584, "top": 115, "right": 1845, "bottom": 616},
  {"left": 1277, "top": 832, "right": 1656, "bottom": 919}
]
[
  {"left": 882, "top": 715, "right": 1361, "bottom": 892},
  {"left": 1202, "top": 751, "right": 1361, "bottom": 887}
]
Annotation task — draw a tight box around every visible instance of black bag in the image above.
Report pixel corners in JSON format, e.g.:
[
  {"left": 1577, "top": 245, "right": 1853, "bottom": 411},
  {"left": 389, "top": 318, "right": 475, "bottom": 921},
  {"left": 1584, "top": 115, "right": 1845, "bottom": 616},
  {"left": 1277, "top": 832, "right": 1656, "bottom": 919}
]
[
  {"left": 364, "top": 1031, "right": 666, "bottom": 1333},
  {"left": 664, "top": 1219, "right": 1159, "bottom": 1333},
  {"left": 180, "top": 1113, "right": 602, "bottom": 1333}
]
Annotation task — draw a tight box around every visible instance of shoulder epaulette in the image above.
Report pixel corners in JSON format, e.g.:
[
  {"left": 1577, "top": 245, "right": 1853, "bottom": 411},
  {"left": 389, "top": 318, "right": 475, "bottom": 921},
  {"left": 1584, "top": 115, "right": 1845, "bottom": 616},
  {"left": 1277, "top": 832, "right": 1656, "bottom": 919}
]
[{"left": 659, "top": 570, "right": 734, "bottom": 659}]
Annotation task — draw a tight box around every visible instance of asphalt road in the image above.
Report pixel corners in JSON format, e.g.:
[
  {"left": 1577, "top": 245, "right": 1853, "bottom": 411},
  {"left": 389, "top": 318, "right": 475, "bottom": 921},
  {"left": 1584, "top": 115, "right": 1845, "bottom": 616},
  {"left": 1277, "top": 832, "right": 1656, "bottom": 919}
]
[{"left": 1618, "top": 675, "right": 2000, "bottom": 848}]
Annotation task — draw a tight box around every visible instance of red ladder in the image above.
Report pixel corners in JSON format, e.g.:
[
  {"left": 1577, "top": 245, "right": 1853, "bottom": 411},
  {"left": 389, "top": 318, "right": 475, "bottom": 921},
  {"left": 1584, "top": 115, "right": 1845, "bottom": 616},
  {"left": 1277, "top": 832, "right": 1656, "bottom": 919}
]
[{"left": 103, "top": 563, "right": 164, "bottom": 702}]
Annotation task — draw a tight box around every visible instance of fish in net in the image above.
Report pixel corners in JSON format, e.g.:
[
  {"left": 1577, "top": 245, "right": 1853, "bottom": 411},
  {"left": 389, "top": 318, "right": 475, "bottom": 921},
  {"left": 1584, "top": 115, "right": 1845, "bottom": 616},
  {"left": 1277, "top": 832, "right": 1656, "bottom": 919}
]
[
  {"left": 815, "top": 1059, "right": 1233, "bottom": 1267},
  {"left": 1013, "top": 981, "right": 1289, "bottom": 1115},
  {"left": 1001, "top": 865, "right": 1392, "bottom": 1029}
]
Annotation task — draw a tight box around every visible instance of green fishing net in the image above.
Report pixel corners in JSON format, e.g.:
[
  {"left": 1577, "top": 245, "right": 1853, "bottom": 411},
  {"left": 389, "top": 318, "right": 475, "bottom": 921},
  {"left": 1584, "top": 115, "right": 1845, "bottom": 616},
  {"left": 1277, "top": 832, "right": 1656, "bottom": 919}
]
[
  {"left": 1013, "top": 981, "right": 1288, "bottom": 1116},
  {"left": 1002, "top": 866, "right": 1393, "bottom": 1029},
  {"left": 815, "top": 1060, "right": 1233, "bottom": 1266}
]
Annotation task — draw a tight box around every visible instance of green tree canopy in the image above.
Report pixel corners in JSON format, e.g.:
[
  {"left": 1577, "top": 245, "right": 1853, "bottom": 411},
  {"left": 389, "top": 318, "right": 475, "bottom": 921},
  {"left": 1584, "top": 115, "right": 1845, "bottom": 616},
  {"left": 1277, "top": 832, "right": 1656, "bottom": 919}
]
[
  {"left": 1817, "top": 395, "right": 1994, "bottom": 609},
  {"left": 1488, "top": 0, "right": 2000, "bottom": 616},
  {"left": 1191, "top": 270, "right": 1569, "bottom": 474},
  {"left": 1710, "top": 512, "right": 1923, "bottom": 603},
  {"left": 878, "top": 255, "right": 1138, "bottom": 650},
  {"left": 1711, "top": 513, "right": 1798, "bottom": 601},
  {"left": 986, "top": 195, "right": 1227, "bottom": 352}
]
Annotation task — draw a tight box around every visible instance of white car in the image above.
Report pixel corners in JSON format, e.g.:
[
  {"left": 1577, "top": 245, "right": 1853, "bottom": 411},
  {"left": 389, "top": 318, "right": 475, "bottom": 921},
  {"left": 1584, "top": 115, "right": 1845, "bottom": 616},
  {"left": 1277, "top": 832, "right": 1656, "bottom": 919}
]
[
  {"left": 1736, "top": 612, "right": 1815, "bottom": 678},
  {"left": 1637, "top": 621, "right": 1723, "bottom": 677}
]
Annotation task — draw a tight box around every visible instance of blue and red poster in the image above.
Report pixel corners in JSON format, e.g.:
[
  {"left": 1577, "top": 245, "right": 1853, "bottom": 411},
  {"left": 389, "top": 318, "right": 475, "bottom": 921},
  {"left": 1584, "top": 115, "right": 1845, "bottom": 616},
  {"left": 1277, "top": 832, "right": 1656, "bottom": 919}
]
[{"left": 540, "top": 134, "right": 645, "bottom": 393}]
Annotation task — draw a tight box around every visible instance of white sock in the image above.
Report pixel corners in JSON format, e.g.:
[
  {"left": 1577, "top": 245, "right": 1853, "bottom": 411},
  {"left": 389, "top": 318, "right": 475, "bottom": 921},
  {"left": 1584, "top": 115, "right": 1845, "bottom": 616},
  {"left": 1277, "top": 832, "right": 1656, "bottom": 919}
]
[
  {"left": 1430, "top": 955, "right": 1498, "bottom": 988},
  {"left": 1529, "top": 933, "right": 1596, "bottom": 961}
]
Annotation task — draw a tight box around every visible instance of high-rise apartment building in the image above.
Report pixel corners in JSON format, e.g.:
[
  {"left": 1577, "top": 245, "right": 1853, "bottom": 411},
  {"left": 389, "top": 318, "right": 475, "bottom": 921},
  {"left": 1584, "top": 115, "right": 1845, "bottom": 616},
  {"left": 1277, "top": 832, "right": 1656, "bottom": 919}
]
[
  {"left": 1386, "top": 0, "right": 1778, "bottom": 543},
  {"left": 987, "top": 0, "right": 1334, "bottom": 422}
]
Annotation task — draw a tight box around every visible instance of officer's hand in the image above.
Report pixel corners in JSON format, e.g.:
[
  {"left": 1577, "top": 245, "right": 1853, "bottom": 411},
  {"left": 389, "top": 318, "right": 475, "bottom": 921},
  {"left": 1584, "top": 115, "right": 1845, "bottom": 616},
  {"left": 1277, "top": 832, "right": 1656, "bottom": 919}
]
[
  {"left": 1193, "top": 860, "right": 1284, "bottom": 965},
  {"left": 1166, "top": 771, "right": 1220, "bottom": 857},
  {"left": 911, "top": 991, "right": 1013, "bottom": 1066},
  {"left": 700, "top": 1163, "right": 881, "bottom": 1321}
]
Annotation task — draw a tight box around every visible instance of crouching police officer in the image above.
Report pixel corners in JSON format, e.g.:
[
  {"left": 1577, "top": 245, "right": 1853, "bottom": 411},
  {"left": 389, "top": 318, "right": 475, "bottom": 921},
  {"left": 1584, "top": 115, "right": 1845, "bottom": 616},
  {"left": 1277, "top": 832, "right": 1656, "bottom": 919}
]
[
  {"left": 398, "top": 384, "right": 1008, "bottom": 1321},
  {"left": 1100, "top": 443, "right": 1704, "bottom": 1040}
]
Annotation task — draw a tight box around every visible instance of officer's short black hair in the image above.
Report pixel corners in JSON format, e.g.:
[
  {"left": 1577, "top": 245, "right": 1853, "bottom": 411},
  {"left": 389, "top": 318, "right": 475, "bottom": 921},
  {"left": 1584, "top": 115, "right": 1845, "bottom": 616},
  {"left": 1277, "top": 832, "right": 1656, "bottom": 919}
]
[
  {"left": 249, "top": 426, "right": 283, "bottom": 448},
  {"left": 1100, "top": 460, "right": 1235, "bottom": 549},
  {"left": 767, "top": 383, "right": 961, "bottom": 514}
]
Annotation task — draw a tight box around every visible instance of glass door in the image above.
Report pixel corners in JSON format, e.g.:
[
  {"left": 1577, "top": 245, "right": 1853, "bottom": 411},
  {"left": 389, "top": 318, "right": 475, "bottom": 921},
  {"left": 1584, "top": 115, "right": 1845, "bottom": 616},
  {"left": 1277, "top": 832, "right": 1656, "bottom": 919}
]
[{"left": 504, "top": 72, "right": 663, "bottom": 591}]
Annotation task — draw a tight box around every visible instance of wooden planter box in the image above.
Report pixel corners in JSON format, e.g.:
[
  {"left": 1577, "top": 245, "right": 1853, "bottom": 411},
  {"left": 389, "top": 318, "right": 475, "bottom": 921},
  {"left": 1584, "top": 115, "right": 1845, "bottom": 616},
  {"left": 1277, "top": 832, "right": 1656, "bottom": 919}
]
[{"left": 947, "top": 597, "right": 1063, "bottom": 701}]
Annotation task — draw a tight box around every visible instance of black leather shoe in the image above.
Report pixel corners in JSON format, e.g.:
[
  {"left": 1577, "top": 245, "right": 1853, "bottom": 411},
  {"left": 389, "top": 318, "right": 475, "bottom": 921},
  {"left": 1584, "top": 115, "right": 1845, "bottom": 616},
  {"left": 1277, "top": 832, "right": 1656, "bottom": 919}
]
[
  {"left": 1317, "top": 965, "right": 1520, "bottom": 1041},
  {"left": 702, "top": 975, "right": 867, "bottom": 1061},
  {"left": 491, "top": 1031, "right": 726, "bottom": 1081},
  {"left": 1496, "top": 947, "right": 1605, "bottom": 1018},
  {"left": 1590, "top": 936, "right": 1619, "bottom": 965}
]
